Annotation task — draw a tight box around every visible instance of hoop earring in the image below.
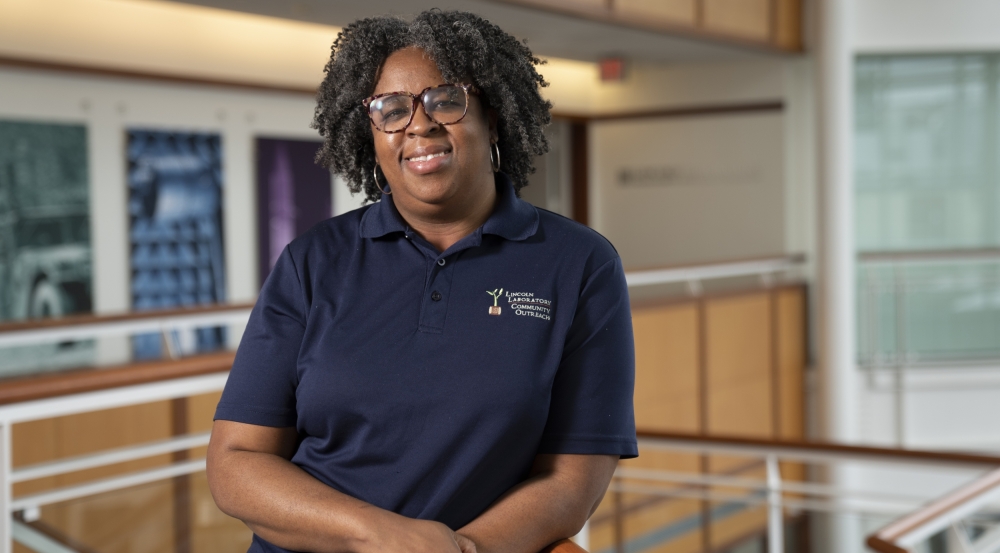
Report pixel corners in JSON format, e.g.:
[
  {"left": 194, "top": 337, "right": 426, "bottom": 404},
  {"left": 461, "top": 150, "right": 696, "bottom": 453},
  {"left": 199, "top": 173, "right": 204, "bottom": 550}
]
[
  {"left": 490, "top": 143, "right": 501, "bottom": 173},
  {"left": 373, "top": 162, "right": 391, "bottom": 195}
]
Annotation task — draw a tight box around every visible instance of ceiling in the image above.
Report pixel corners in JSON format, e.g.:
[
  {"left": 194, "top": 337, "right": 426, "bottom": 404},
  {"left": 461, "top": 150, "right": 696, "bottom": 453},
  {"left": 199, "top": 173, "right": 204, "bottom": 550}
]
[{"left": 164, "top": 0, "right": 780, "bottom": 64}]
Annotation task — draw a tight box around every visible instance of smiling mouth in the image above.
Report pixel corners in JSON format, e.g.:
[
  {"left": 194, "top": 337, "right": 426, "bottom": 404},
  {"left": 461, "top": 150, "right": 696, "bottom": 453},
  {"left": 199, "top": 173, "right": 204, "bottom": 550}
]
[{"left": 406, "top": 150, "right": 451, "bottom": 162}]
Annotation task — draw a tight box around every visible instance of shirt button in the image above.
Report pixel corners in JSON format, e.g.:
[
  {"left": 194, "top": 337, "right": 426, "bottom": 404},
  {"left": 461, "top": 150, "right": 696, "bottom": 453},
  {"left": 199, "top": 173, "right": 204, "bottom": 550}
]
[
  {"left": 431, "top": 291, "right": 442, "bottom": 301},
  {"left": 437, "top": 258, "right": 446, "bottom": 266}
]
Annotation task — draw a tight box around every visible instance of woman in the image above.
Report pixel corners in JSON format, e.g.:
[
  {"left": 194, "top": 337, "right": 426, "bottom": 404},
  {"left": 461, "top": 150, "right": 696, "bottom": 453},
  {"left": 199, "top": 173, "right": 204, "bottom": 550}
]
[{"left": 207, "top": 10, "right": 636, "bottom": 553}]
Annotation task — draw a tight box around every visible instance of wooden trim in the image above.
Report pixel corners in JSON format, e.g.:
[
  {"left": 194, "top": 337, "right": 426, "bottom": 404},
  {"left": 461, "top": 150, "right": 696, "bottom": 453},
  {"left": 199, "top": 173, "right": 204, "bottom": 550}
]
[
  {"left": 0, "top": 56, "right": 316, "bottom": 96},
  {"left": 868, "top": 466, "right": 1000, "bottom": 552},
  {"left": 557, "top": 101, "right": 784, "bottom": 123},
  {"left": 865, "top": 537, "right": 909, "bottom": 553},
  {"left": 697, "top": 297, "right": 711, "bottom": 552},
  {"left": 769, "top": 289, "right": 781, "bottom": 438},
  {"left": 481, "top": 0, "right": 802, "bottom": 54},
  {"left": 172, "top": 397, "right": 192, "bottom": 553},
  {"left": 613, "top": 489, "right": 625, "bottom": 553},
  {"left": 570, "top": 121, "right": 589, "bottom": 226},
  {"left": 768, "top": 0, "right": 780, "bottom": 45},
  {"left": 0, "top": 351, "right": 234, "bottom": 405},
  {"left": 0, "top": 302, "right": 254, "bottom": 334},
  {"left": 635, "top": 430, "right": 1000, "bottom": 467}
]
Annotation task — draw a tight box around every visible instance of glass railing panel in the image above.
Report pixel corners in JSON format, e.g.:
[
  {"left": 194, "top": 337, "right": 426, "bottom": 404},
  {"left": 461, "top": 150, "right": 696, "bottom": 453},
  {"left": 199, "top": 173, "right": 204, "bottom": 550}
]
[{"left": 858, "top": 259, "right": 1000, "bottom": 364}]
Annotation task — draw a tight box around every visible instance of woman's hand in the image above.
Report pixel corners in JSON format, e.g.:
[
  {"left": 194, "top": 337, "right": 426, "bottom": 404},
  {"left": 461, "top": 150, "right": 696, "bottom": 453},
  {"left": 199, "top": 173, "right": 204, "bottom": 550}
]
[{"left": 368, "top": 516, "right": 477, "bottom": 553}]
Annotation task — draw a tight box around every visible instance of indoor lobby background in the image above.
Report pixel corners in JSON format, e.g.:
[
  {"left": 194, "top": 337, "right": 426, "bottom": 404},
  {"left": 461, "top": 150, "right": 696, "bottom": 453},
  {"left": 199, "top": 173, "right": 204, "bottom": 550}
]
[{"left": 2, "top": 1, "right": 1000, "bottom": 552}]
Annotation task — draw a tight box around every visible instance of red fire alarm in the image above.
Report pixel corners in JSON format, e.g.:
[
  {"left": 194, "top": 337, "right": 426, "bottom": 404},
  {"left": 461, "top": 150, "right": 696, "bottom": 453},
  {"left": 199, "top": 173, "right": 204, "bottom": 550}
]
[{"left": 599, "top": 57, "right": 626, "bottom": 82}]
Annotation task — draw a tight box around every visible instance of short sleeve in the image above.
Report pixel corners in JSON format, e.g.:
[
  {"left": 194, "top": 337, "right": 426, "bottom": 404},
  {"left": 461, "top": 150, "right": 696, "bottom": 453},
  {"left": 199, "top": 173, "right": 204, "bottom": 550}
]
[
  {"left": 215, "top": 247, "right": 305, "bottom": 427},
  {"left": 538, "top": 256, "right": 638, "bottom": 459}
]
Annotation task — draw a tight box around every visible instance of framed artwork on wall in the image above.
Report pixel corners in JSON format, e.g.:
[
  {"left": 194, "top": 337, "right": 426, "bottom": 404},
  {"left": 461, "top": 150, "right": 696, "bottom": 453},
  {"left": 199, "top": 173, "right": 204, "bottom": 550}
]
[
  {"left": 255, "top": 137, "right": 332, "bottom": 286},
  {"left": 127, "top": 129, "right": 226, "bottom": 359},
  {"left": 0, "top": 119, "right": 94, "bottom": 376}
]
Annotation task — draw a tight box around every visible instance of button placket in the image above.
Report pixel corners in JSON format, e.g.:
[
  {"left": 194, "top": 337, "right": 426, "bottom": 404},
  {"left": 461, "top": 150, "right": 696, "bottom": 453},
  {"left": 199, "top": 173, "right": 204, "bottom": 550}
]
[{"left": 418, "top": 256, "right": 455, "bottom": 333}]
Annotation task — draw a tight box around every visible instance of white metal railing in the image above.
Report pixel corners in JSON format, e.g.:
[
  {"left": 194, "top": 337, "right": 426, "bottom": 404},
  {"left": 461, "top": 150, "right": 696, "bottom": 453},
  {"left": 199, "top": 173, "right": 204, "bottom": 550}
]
[
  {"left": 0, "top": 372, "right": 228, "bottom": 553},
  {"left": 0, "top": 304, "right": 250, "bottom": 552},
  {"left": 600, "top": 433, "right": 1000, "bottom": 553},
  {"left": 0, "top": 305, "right": 252, "bottom": 350},
  {"left": 623, "top": 254, "right": 805, "bottom": 292}
]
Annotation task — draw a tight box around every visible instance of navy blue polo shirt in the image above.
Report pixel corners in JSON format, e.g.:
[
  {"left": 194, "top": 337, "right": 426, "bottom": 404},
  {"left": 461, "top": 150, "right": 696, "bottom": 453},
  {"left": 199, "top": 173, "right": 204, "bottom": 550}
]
[{"left": 216, "top": 173, "right": 637, "bottom": 553}]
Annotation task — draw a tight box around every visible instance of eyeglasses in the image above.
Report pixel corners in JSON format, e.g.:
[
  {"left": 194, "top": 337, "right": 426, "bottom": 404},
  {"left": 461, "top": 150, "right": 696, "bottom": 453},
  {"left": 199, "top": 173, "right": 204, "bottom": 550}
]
[{"left": 362, "top": 83, "right": 479, "bottom": 133}]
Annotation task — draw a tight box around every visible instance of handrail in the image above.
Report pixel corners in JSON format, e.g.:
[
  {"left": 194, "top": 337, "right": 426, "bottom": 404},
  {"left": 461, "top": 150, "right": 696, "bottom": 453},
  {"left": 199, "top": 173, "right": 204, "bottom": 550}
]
[
  {"left": 859, "top": 247, "right": 1000, "bottom": 264},
  {"left": 0, "top": 302, "right": 253, "bottom": 347},
  {"left": 539, "top": 539, "right": 586, "bottom": 553},
  {"left": 624, "top": 253, "right": 805, "bottom": 288},
  {"left": 632, "top": 431, "right": 1000, "bottom": 552},
  {"left": 0, "top": 351, "right": 234, "bottom": 404},
  {"left": 866, "top": 467, "right": 1000, "bottom": 553},
  {"left": 0, "top": 372, "right": 229, "bottom": 553},
  {"left": 635, "top": 430, "right": 1000, "bottom": 468}
]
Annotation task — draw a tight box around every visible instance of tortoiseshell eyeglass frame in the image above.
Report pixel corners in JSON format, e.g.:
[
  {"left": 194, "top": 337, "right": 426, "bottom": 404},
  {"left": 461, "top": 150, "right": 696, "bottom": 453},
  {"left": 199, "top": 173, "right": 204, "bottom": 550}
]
[{"left": 362, "top": 83, "right": 481, "bottom": 133}]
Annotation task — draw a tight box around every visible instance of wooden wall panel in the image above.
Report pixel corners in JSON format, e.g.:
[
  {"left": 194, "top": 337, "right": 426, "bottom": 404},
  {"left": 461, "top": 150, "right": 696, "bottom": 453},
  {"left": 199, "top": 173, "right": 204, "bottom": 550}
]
[
  {"left": 625, "top": 285, "right": 807, "bottom": 553},
  {"left": 632, "top": 303, "right": 700, "bottom": 433},
  {"left": 12, "top": 401, "right": 173, "bottom": 494},
  {"left": 490, "top": 0, "right": 802, "bottom": 52},
  {"left": 617, "top": 0, "right": 697, "bottom": 25},
  {"left": 702, "top": 0, "right": 770, "bottom": 41},
  {"left": 711, "top": 504, "right": 768, "bottom": 549},
  {"left": 704, "top": 293, "right": 772, "bottom": 439}
]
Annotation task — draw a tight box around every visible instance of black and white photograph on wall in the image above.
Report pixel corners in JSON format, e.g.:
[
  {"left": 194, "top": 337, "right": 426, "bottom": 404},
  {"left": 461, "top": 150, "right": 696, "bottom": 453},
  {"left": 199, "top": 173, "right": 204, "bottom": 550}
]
[
  {"left": 0, "top": 120, "right": 95, "bottom": 376},
  {"left": 256, "top": 137, "right": 332, "bottom": 286},
  {"left": 127, "top": 129, "right": 226, "bottom": 360}
]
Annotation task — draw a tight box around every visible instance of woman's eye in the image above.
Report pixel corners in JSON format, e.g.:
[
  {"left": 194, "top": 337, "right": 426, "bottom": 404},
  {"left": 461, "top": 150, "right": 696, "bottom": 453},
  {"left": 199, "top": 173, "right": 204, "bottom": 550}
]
[
  {"left": 382, "top": 108, "right": 410, "bottom": 121},
  {"left": 431, "top": 100, "right": 462, "bottom": 111}
]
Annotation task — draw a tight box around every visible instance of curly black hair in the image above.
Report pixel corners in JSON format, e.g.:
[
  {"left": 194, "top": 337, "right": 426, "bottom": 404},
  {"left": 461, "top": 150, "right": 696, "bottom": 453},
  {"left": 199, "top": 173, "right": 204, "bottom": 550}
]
[{"left": 312, "top": 9, "right": 552, "bottom": 203}]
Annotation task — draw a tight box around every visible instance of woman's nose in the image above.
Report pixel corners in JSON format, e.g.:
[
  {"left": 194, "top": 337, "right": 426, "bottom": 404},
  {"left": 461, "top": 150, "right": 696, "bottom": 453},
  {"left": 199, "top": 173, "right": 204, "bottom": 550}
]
[{"left": 407, "top": 101, "right": 441, "bottom": 136}]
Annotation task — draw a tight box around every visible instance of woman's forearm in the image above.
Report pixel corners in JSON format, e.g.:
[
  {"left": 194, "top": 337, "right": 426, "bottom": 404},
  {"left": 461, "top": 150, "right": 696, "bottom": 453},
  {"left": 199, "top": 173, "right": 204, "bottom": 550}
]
[
  {"left": 208, "top": 447, "right": 383, "bottom": 553},
  {"left": 207, "top": 425, "right": 472, "bottom": 553},
  {"left": 457, "top": 454, "right": 618, "bottom": 553}
]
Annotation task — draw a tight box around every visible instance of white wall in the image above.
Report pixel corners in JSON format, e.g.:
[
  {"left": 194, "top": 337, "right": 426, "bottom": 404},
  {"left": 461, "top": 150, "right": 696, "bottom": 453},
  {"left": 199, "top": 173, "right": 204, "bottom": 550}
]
[
  {"left": 586, "top": 59, "right": 816, "bottom": 271},
  {"left": 591, "top": 112, "right": 785, "bottom": 269},
  {"left": 855, "top": 0, "right": 1000, "bottom": 53}
]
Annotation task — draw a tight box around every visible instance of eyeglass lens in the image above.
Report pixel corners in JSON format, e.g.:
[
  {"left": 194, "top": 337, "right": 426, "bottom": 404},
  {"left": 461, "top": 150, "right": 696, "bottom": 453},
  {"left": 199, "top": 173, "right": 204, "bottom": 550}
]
[{"left": 369, "top": 86, "right": 468, "bottom": 132}]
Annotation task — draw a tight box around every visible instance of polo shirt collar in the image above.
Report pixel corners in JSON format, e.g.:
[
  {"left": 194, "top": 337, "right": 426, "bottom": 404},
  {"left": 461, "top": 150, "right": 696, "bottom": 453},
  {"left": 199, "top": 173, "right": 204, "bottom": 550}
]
[{"left": 359, "top": 172, "right": 538, "bottom": 242}]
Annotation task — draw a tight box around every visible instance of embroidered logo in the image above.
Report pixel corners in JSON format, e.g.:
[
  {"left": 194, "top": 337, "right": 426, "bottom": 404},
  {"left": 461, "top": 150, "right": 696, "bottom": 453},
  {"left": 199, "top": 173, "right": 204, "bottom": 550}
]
[
  {"left": 505, "top": 291, "right": 554, "bottom": 321},
  {"left": 486, "top": 288, "right": 503, "bottom": 315}
]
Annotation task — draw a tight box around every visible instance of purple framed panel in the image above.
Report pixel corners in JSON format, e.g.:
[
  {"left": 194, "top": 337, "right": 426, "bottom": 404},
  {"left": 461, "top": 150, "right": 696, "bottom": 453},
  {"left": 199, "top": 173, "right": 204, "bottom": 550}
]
[{"left": 256, "top": 138, "right": 332, "bottom": 285}]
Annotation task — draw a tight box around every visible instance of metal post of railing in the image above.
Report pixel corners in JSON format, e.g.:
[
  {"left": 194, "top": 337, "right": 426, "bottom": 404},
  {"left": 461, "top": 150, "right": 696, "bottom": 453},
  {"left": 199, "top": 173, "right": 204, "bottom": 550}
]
[
  {"left": 0, "top": 420, "right": 11, "bottom": 553},
  {"left": 766, "top": 455, "right": 783, "bottom": 553},
  {"left": 892, "top": 263, "right": 906, "bottom": 447}
]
